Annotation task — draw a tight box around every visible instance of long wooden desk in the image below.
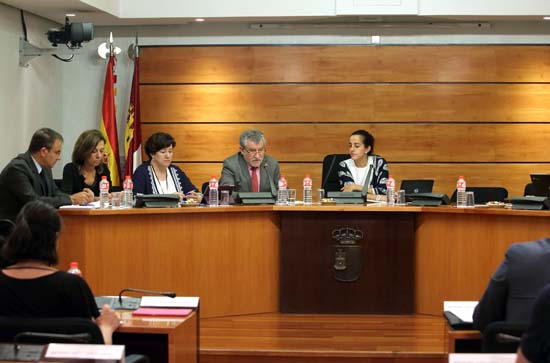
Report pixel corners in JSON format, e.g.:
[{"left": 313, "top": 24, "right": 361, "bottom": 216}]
[{"left": 58, "top": 205, "right": 550, "bottom": 317}]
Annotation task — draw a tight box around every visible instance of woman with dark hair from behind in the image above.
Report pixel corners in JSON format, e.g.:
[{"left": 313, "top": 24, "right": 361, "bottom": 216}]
[
  {"left": 337, "top": 129, "right": 389, "bottom": 195},
  {"left": 0, "top": 200, "right": 119, "bottom": 344},
  {"left": 61, "top": 129, "right": 111, "bottom": 196}
]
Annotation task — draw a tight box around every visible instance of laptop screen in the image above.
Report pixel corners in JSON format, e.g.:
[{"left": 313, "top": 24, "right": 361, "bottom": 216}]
[{"left": 530, "top": 174, "right": 550, "bottom": 197}]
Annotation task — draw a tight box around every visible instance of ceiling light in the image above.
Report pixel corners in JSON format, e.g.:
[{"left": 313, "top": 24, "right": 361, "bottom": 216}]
[
  {"left": 544, "top": 16, "right": 550, "bottom": 20},
  {"left": 195, "top": 18, "right": 205, "bottom": 22},
  {"left": 65, "top": 13, "right": 76, "bottom": 17}
]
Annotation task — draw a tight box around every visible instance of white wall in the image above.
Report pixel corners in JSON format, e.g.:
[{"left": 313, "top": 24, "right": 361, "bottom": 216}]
[
  {"left": 1, "top": 1, "right": 550, "bottom": 176},
  {"left": 0, "top": 3, "right": 64, "bottom": 175}
]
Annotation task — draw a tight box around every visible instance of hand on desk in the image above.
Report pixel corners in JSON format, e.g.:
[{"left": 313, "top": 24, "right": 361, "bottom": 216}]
[
  {"left": 71, "top": 188, "right": 95, "bottom": 205},
  {"left": 95, "top": 304, "right": 121, "bottom": 345},
  {"left": 184, "top": 191, "right": 203, "bottom": 203}
]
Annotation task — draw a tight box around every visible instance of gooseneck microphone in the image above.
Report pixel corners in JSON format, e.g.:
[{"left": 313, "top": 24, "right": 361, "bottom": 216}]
[
  {"left": 264, "top": 162, "right": 276, "bottom": 197},
  {"left": 118, "top": 288, "right": 176, "bottom": 305}
]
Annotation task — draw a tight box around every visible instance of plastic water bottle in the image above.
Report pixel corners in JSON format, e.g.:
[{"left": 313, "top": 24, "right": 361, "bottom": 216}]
[
  {"left": 122, "top": 175, "right": 134, "bottom": 208},
  {"left": 386, "top": 175, "right": 396, "bottom": 206},
  {"left": 208, "top": 176, "right": 219, "bottom": 207},
  {"left": 99, "top": 176, "right": 110, "bottom": 209},
  {"left": 277, "top": 175, "right": 288, "bottom": 205},
  {"left": 456, "top": 175, "right": 467, "bottom": 208},
  {"left": 67, "top": 262, "right": 82, "bottom": 277},
  {"left": 303, "top": 174, "right": 313, "bottom": 205}
]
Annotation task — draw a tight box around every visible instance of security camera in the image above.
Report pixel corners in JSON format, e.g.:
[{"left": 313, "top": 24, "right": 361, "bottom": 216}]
[{"left": 46, "top": 17, "right": 93, "bottom": 49}]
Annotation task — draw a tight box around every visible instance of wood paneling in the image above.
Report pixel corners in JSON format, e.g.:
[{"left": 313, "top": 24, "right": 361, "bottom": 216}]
[
  {"left": 57, "top": 209, "right": 279, "bottom": 318},
  {"left": 415, "top": 210, "right": 550, "bottom": 315},
  {"left": 141, "top": 84, "right": 550, "bottom": 122},
  {"left": 141, "top": 45, "right": 550, "bottom": 83},
  {"left": 139, "top": 44, "right": 550, "bottom": 218},
  {"left": 144, "top": 123, "right": 550, "bottom": 162},
  {"left": 176, "top": 162, "right": 550, "bottom": 198}
]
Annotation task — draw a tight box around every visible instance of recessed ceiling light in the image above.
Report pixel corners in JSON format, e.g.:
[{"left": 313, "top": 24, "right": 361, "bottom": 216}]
[
  {"left": 544, "top": 16, "right": 550, "bottom": 20},
  {"left": 65, "top": 13, "right": 76, "bottom": 17},
  {"left": 195, "top": 18, "right": 205, "bottom": 22}
]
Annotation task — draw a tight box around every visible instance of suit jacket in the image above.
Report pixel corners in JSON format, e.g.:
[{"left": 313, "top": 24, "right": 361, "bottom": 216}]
[
  {"left": 0, "top": 152, "right": 72, "bottom": 221},
  {"left": 220, "top": 153, "right": 280, "bottom": 196},
  {"left": 473, "top": 238, "right": 550, "bottom": 331}
]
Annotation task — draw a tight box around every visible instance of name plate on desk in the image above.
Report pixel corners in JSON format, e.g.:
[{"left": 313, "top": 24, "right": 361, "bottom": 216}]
[
  {"left": 449, "top": 353, "right": 516, "bottom": 363},
  {"left": 44, "top": 343, "right": 124, "bottom": 361},
  {"left": 236, "top": 192, "right": 275, "bottom": 205}
]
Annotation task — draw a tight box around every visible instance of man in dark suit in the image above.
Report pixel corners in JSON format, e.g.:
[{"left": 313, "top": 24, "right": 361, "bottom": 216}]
[
  {"left": 473, "top": 237, "right": 550, "bottom": 332},
  {"left": 0, "top": 128, "right": 94, "bottom": 221},
  {"left": 220, "top": 129, "right": 280, "bottom": 196}
]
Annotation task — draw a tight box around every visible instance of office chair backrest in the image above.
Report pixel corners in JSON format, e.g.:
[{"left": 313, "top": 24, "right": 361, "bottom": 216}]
[
  {"left": 0, "top": 316, "right": 104, "bottom": 344},
  {"left": 450, "top": 187, "right": 508, "bottom": 204},
  {"left": 399, "top": 179, "right": 434, "bottom": 195},
  {"left": 482, "top": 321, "right": 527, "bottom": 353},
  {"left": 321, "top": 154, "right": 349, "bottom": 192},
  {"left": 524, "top": 183, "right": 536, "bottom": 196}
]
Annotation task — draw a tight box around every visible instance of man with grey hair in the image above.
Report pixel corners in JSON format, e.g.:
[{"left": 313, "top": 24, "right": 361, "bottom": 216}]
[
  {"left": 0, "top": 128, "right": 94, "bottom": 221},
  {"left": 220, "top": 129, "right": 281, "bottom": 196}
]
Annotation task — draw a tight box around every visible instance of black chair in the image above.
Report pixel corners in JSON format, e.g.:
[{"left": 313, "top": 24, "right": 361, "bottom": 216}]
[
  {"left": 481, "top": 321, "right": 527, "bottom": 353},
  {"left": 0, "top": 316, "right": 149, "bottom": 363},
  {"left": 321, "top": 154, "right": 348, "bottom": 192},
  {"left": 524, "top": 183, "right": 536, "bottom": 196},
  {"left": 399, "top": 179, "right": 434, "bottom": 195},
  {"left": 450, "top": 187, "right": 508, "bottom": 204}
]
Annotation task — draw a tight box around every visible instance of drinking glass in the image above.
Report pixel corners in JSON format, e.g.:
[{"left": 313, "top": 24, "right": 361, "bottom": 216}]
[
  {"left": 288, "top": 189, "right": 297, "bottom": 205},
  {"left": 465, "top": 191, "right": 475, "bottom": 207}
]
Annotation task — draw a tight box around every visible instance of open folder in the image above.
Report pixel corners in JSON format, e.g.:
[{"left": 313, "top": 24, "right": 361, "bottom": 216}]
[{"left": 444, "top": 301, "right": 477, "bottom": 330}]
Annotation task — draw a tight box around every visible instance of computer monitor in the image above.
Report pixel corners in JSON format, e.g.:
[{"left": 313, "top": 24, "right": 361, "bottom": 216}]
[{"left": 530, "top": 174, "right": 550, "bottom": 197}]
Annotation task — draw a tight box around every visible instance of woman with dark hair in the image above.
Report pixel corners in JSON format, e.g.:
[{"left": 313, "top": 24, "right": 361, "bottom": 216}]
[
  {"left": 61, "top": 130, "right": 111, "bottom": 196},
  {"left": 337, "top": 129, "right": 389, "bottom": 195},
  {"left": 132, "top": 132, "right": 201, "bottom": 201},
  {"left": 0, "top": 200, "right": 119, "bottom": 344}
]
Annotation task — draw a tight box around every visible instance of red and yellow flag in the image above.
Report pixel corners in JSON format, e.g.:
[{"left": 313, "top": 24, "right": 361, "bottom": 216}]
[
  {"left": 124, "top": 56, "right": 142, "bottom": 177},
  {"left": 99, "top": 53, "right": 121, "bottom": 186}
]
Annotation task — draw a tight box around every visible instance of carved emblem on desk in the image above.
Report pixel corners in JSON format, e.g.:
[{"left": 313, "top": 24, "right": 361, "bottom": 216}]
[{"left": 332, "top": 227, "right": 363, "bottom": 282}]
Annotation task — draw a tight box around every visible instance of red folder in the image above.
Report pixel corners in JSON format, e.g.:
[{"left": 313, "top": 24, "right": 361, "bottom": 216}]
[{"left": 132, "top": 307, "right": 192, "bottom": 317}]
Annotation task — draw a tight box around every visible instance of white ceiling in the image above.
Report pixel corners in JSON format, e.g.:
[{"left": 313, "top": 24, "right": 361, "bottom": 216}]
[{"left": 1, "top": 0, "right": 549, "bottom": 26}]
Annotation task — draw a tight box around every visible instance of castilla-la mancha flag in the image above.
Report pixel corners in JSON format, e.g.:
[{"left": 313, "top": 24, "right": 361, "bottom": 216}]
[
  {"left": 124, "top": 56, "right": 142, "bottom": 177},
  {"left": 99, "top": 53, "right": 121, "bottom": 186}
]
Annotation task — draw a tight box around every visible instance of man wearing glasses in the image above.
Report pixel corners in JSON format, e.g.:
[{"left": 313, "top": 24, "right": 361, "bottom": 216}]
[{"left": 220, "top": 129, "right": 281, "bottom": 196}]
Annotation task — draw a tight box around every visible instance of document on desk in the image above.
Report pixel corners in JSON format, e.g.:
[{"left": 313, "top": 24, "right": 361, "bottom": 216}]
[
  {"left": 59, "top": 201, "right": 100, "bottom": 209},
  {"left": 449, "top": 353, "right": 516, "bottom": 363},
  {"left": 140, "top": 296, "right": 200, "bottom": 308},
  {"left": 45, "top": 343, "right": 124, "bottom": 360},
  {"left": 444, "top": 301, "right": 477, "bottom": 323}
]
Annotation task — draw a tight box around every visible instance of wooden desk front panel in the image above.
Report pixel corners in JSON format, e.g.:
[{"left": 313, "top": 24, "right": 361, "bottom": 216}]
[
  {"left": 58, "top": 209, "right": 279, "bottom": 318},
  {"left": 280, "top": 211, "right": 415, "bottom": 314},
  {"left": 416, "top": 209, "right": 550, "bottom": 315}
]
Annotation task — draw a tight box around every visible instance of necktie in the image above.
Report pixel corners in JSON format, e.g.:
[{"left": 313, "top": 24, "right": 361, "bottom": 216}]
[
  {"left": 39, "top": 170, "right": 49, "bottom": 195},
  {"left": 251, "top": 167, "right": 259, "bottom": 192}
]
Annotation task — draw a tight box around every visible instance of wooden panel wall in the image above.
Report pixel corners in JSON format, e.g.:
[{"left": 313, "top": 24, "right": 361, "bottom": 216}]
[{"left": 140, "top": 45, "right": 550, "bottom": 197}]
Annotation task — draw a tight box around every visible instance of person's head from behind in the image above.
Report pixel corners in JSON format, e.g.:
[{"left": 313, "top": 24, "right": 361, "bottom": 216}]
[
  {"left": 348, "top": 129, "right": 375, "bottom": 162},
  {"left": 1, "top": 200, "right": 61, "bottom": 266},
  {"left": 239, "top": 129, "right": 266, "bottom": 168},
  {"left": 28, "top": 128, "right": 64, "bottom": 170},
  {"left": 72, "top": 130, "right": 106, "bottom": 172},
  {"left": 145, "top": 132, "right": 176, "bottom": 169}
]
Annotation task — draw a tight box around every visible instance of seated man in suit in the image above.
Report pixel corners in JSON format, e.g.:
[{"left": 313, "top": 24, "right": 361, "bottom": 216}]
[
  {"left": 473, "top": 237, "right": 550, "bottom": 332},
  {"left": 516, "top": 283, "right": 550, "bottom": 363},
  {"left": 220, "top": 129, "right": 280, "bottom": 196},
  {"left": 0, "top": 128, "right": 94, "bottom": 221}
]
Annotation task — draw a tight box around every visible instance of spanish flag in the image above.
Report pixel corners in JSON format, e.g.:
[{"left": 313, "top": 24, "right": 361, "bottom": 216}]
[
  {"left": 100, "top": 53, "right": 121, "bottom": 186},
  {"left": 124, "top": 55, "right": 142, "bottom": 176}
]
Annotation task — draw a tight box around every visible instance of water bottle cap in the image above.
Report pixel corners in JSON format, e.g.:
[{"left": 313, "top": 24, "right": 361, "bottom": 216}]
[
  {"left": 70, "top": 262, "right": 78, "bottom": 268},
  {"left": 125, "top": 175, "right": 131, "bottom": 180},
  {"left": 305, "top": 174, "right": 310, "bottom": 178},
  {"left": 101, "top": 176, "right": 107, "bottom": 180},
  {"left": 459, "top": 175, "right": 464, "bottom": 179}
]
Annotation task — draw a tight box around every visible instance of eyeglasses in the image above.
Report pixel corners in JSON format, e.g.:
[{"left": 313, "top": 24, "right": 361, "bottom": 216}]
[{"left": 243, "top": 147, "right": 265, "bottom": 155}]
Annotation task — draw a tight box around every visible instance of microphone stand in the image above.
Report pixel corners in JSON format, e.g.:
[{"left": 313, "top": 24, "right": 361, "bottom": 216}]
[{"left": 117, "top": 288, "right": 176, "bottom": 309}]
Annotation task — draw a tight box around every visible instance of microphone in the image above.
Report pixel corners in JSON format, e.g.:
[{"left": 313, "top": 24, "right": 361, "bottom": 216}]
[
  {"left": 118, "top": 288, "right": 176, "bottom": 305},
  {"left": 264, "top": 162, "right": 276, "bottom": 197}
]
